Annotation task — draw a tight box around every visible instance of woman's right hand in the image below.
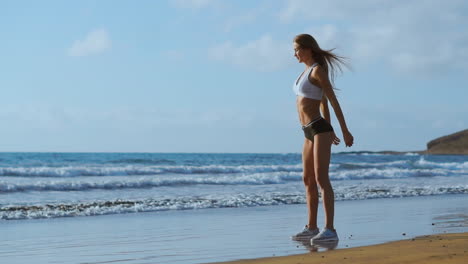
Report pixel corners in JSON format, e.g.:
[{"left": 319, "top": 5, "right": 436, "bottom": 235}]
[{"left": 343, "top": 130, "right": 354, "bottom": 147}]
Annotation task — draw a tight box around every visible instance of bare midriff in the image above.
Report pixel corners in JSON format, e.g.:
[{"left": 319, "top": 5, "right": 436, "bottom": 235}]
[{"left": 296, "top": 96, "right": 321, "bottom": 126}]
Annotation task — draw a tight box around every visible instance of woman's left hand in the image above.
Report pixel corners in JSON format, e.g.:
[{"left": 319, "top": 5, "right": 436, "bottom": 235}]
[{"left": 343, "top": 130, "right": 354, "bottom": 147}]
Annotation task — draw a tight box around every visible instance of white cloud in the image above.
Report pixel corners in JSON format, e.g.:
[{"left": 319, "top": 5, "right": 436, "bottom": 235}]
[
  {"left": 304, "top": 24, "right": 342, "bottom": 50},
  {"left": 210, "top": 34, "right": 293, "bottom": 71},
  {"left": 171, "top": 0, "right": 213, "bottom": 9},
  {"left": 280, "top": 0, "right": 468, "bottom": 75},
  {"left": 68, "top": 28, "right": 111, "bottom": 57}
]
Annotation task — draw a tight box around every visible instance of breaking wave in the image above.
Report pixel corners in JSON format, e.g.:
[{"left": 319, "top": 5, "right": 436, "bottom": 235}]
[{"left": 2, "top": 185, "right": 466, "bottom": 220}]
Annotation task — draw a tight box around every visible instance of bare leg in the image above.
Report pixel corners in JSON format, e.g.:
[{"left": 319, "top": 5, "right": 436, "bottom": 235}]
[
  {"left": 302, "top": 138, "right": 319, "bottom": 229},
  {"left": 313, "top": 132, "right": 335, "bottom": 230}
]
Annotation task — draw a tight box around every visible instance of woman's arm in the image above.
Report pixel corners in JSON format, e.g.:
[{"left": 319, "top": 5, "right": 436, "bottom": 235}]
[
  {"left": 321, "top": 96, "right": 341, "bottom": 145},
  {"left": 313, "top": 66, "right": 354, "bottom": 147}
]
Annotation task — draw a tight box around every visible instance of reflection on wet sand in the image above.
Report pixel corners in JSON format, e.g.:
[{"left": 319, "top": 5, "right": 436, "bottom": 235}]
[
  {"left": 433, "top": 213, "right": 468, "bottom": 229},
  {"left": 292, "top": 238, "right": 338, "bottom": 252}
]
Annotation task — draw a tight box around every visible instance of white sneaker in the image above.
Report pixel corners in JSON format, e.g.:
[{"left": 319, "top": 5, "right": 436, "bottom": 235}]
[
  {"left": 292, "top": 226, "right": 319, "bottom": 240},
  {"left": 310, "top": 228, "right": 339, "bottom": 243}
]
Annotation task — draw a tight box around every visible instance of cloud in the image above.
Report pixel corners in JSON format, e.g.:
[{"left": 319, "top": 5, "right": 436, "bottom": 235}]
[
  {"left": 280, "top": 0, "right": 468, "bottom": 75},
  {"left": 303, "top": 24, "right": 342, "bottom": 51},
  {"left": 68, "top": 28, "right": 111, "bottom": 57},
  {"left": 170, "top": 0, "right": 213, "bottom": 9},
  {"left": 210, "top": 34, "right": 293, "bottom": 71}
]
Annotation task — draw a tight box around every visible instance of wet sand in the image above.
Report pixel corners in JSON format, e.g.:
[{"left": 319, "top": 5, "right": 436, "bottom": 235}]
[
  {"left": 2, "top": 195, "right": 467, "bottom": 264},
  {"left": 211, "top": 232, "right": 468, "bottom": 264}
]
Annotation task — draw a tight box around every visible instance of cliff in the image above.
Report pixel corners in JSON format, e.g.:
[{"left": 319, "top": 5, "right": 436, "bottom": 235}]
[{"left": 426, "top": 129, "right": 468, "bottom": 155}]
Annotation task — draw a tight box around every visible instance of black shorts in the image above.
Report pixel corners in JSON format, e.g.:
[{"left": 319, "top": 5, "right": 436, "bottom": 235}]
[{"left": 302, "top": 117, "right": 334, "bottom": 142}]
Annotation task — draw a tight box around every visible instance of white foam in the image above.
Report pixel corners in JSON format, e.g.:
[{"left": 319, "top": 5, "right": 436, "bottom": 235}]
[
  {"left": 330, "top": 167, "right": 453, "bottom": 180},
  {"left": 1, "top": 163, "right": 465, "bottom": 194},
  {"left": 414, "top": 157, "right": 468, "bottom": 170},
  {"left": 0, "top": 164, "right": 304, "bottom": 178},
  {"left": 2, "top": 184, "right": 466, "bottom": 220},
  {"left": 0, "top": 172, "right": 304, "bottom": 193}
]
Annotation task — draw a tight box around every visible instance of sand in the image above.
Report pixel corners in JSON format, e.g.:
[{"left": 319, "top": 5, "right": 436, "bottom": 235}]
[{"left": 211, "top": 233, "right": 468, "bottom": 264}]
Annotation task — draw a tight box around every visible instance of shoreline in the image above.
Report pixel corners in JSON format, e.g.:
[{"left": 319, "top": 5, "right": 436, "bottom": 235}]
[
  {"left": 3, "top": 194, "right": 467, "bottom": 264},
  {"left": 209, "top": 232, "right": 468, "bottom": 264}
]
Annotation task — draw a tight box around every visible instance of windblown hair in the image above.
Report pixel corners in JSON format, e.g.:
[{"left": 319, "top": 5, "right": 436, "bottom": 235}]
[{"left": 294, "top": 34, "right": 349, "bottom": 86}]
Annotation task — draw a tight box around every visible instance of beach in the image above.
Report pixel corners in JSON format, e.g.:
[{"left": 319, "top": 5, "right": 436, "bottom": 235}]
[
  {"left": 1, "top": 152, "right": 467, "bottom": 263},
  {"left": 3, "top": 0, "right": 468, "bottom": 263},
  {"left": 212, "top": 233, "right": 468, "bottom": 264},
  {"left": 2, "top": 194, "right": 467, "bottom": 264}
]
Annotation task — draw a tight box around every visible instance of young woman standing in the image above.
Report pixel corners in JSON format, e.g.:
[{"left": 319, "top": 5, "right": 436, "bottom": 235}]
[{"left": 291, "top": 34, "right": 354, "bottom": 243}]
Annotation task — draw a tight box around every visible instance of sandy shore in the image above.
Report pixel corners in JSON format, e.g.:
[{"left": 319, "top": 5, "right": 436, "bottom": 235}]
[{"left": 212, "top": 232, "right": 468, "bottom": 264}]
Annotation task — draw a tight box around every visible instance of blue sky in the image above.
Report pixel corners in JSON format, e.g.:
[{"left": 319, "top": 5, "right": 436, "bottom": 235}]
[{"left": 1, "top": 0, "right": 467, "bottom": 153}]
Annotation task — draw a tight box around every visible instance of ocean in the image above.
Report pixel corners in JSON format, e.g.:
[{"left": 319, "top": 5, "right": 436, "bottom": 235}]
[{"left": 1, "top": 152, "right": 467, "bottom": 221}]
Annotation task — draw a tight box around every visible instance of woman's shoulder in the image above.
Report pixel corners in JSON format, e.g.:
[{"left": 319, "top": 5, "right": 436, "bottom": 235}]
[{"left": 310, "top": 64, "right": 326, "bottom": 79}]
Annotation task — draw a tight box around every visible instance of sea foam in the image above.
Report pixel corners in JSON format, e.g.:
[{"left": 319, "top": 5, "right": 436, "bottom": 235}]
[{"left": 2, "top": 185, "right": 466, "bottom": 220}]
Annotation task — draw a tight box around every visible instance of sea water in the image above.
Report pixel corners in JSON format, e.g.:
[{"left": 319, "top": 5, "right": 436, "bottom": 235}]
[{"left": 0, "top": 152, "right": 467, "bottom": 220}]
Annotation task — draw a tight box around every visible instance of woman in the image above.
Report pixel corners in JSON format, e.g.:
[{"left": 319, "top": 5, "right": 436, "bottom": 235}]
[{"left": 291, "top": 34, "right": 354, "bottom": 243}]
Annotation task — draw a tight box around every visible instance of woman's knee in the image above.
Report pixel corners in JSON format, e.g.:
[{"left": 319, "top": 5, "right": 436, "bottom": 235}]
[
  {"left": 315, "top": 175, "right": 332, "bottom": 190},
  {"left": 303, "top": 174, "right": 317, "bottom": 189}
]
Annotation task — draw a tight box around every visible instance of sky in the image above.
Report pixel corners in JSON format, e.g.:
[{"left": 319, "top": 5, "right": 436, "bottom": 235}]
[{"left": 1, "top": 0, "right": 467, "bottom": 153}]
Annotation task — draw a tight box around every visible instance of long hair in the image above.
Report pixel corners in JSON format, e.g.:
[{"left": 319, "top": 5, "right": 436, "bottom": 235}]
[{"left": 294, "top": 34, "right": 349, "bottom": 86}]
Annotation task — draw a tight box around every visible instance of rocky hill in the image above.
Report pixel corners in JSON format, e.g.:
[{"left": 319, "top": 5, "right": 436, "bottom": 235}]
[{"left": 426, "top": 129, "right": 468, "bottom": 155}]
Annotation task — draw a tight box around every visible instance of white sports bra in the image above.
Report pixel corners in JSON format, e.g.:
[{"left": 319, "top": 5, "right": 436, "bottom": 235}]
[{"left": 293, "top": 63, "right": 323, "bottom": 100}]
